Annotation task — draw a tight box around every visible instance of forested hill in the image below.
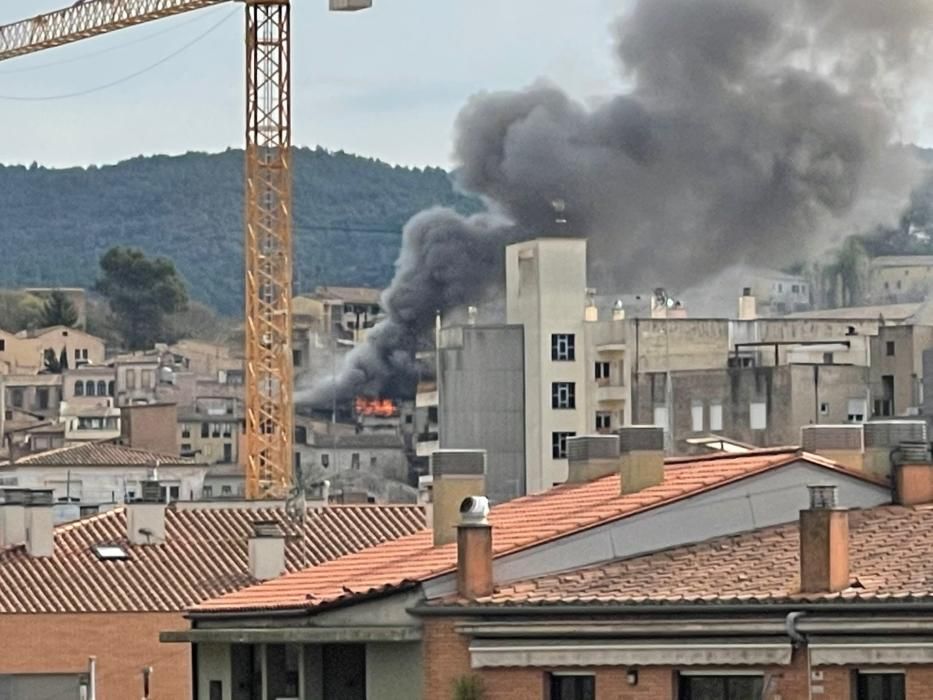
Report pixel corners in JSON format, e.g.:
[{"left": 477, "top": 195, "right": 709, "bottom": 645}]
[{"left": 0, "top": 148, "right": 480, "bottom": 315}]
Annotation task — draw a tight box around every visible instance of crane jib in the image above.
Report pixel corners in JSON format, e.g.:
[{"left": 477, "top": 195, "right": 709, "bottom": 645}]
[{"left": 0, "top": 0, "right": 231, "bottom": 63}]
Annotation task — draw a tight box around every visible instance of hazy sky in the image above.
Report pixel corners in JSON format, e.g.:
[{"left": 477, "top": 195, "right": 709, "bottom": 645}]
[{"left": 0, "top": 0, "right": 623, "bottom": 168}]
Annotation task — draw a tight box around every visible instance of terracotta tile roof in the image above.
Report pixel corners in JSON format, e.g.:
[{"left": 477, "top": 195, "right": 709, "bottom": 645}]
[
  {"left": 8, "top": 442, "right": 196, "bottom": 467},
  {"left": 195, "top": 448, "right": 878, "bottom": 614},
  {"left": 0, "top": 504, "right": 424, "bottom": 613},
  {"left": 464, "top": 505, "right": 933, "bottom": 607}
]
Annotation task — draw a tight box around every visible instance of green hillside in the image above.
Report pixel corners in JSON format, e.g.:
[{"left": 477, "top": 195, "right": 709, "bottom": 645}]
[{"left": 0, "top": 148, "right": 480, "bottom": 315}]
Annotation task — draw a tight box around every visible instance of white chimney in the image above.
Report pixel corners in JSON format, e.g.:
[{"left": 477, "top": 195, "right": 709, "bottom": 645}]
[
  {"left": 612, "top": 300, "right": 625, "bottom": 321},
  {"left": 249, "top": 520, "right": 286, "bottom": 581},
  {"left": 25, "top": 489, "right": 54, "bottom": 558},
  {"left": 0, "top": 489, "right": 29, "bottom": 547},
  {"left": 738, "top": 287, "right": 757, "bottom": 320},
  {"left": 585, "top": 288, "right": 598, "bottom": 322},
  {"left": 126, "top": 471, "right": 166, "bottom": 546}
]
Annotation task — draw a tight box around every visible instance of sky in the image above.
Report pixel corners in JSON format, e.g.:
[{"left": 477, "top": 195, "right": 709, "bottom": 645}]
[{"left": 0, "top": 0, "right": 624, "bottom": 168}]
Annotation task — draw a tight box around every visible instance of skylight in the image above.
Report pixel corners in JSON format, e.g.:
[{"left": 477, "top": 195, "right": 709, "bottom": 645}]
[{"left": 92, "top": 544, "right": 129, "bottom": 561}]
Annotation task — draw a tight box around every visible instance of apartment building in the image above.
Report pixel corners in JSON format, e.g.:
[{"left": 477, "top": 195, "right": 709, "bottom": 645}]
[
  {"left": 869, "top": 255, "right": 933, "bottom": 303},
  {"left": 172, "top": 429, "right": 902, "bottom": 700},
  {"left": 0, "top": 490, "right": 425, "bottom": 699}
]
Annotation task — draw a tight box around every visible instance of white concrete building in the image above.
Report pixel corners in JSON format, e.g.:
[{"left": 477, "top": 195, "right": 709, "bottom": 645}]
[
  {"left": 0, "top": 442, "right": 209, "bottom": 506},
  {"left": 506, "top": 239, "right": 589, "bottom": 491}
]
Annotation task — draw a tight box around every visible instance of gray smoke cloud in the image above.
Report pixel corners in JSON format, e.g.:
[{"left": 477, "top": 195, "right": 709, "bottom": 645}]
[{"left": 304, "top": 0, "right": 931, "bottom": 404}]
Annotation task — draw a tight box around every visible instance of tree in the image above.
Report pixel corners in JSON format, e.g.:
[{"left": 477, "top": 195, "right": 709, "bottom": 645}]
[
  {"left": 42, "top": 348, "right": 61, "bottom": 374},
  {"left": 0, "top": 290, "right": 43, "bottom": 332},
  {"left": 38, "top": 290, "right": 79, "bottom": 328},
  {"left": 95, "top": 247, "right": 188, "bottom": 350}
]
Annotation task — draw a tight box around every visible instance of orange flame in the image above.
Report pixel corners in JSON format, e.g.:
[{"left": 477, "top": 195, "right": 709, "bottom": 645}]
[{"left": 355, "top": 396, "right": 398, "bottom": 418}]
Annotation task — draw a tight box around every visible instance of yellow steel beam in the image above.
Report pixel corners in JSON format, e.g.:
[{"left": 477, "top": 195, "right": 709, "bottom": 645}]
[{"left": 0, "top": 0, "right": 230, "bottom": 62}]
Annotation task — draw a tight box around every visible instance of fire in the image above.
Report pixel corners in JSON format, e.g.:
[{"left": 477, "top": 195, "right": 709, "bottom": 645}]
[{"left": 355, "top": 396, "right": 398, "bottom": 418}]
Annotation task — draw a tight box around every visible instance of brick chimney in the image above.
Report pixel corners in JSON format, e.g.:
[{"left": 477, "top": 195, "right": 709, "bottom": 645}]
[
  {"left": 617, "top": 426, "right": 665, "bottom": 494},
  {"left": 430, "top": 450, "right": 486, "bottom": 547},
  {"left": 457, "top": 496, "right": 493, "bottom": 600},
  {"left": 799, "top": 485, "right": 849, "bottom": 593},
  {"left": 567, "top": 435, "right": 620, "bottom": 483},
  {"left": 0, "top": 488, "right": 30, "bottom": 547},
  {"left": 25, "top": 489, "right": 54, "bottom": 558},
  {"left": 893, "top": 442, "right": 933, "bottom": 506},
  {"left": 126, "top": 468, "right": 166, "bottom": 546},
  {"left": 249, "top": 520, "right": 286, "bottom": 581}
]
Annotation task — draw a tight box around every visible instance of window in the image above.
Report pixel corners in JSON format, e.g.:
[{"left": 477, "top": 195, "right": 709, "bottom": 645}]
[
  {"left": 791, "top": 284, "right": 799, "bottom": 293},
  {"left": 855, "top": 672, "right": 905, "bottom": 700},
  {"left": 85, "top": 380, "right": 95, "bottom": 396},
  {"left": 551, "top": 431, "right": 576, "bottom": 459},
  {"left": 595, "top": 411, "right": 611, "bottom": 432},
  {"left": 141, "top": 369, "right": 154, "bottom": 388},
  {"left": 886, "top": 340, "right": 896, "bottom": 356},
  {"left": 750, "top": 401, "right": 767, "bottom": 430},
  {"left": 896, "top": 280, "right": 902, "bottom": 290},
  {"left": 74, "top": 381, "right": 84, "bottom": 397},
  {"left": 81, "top": 348, "right": 88, "bottom": 360},
  {"left": 691, "top": 400, "right": 704, "bottom": 432},
  {"left": 202, "top": 485, "right": 213, "bottom": 498},
  {"left": 74, "top": 348, "right": 80, "bottom": 361},
  {"left": 295, "top": 426, "right": 307, "bottom": 444},
  {"left": 292, "top": 349, "right": 303, "bottom": 368},
  {"left": 10, "top": 389, "right": 22, "bottom": 409},
  {"left": 653, "top": 405, "right": 668, "bottom": 430},
  {"left": 210, "top": 680, "right": 223, "bottom": 700},
  {"left": 212, "top": 423, "right": 221, "bottom": 438},
  {"left": 595, "top": 361, "right": 610, "bottom": 381},
  {"left": 107, "top": 380, "right": 115, "bottom": 396},
  {"left": 181, "top": 425, "right": 191, "bottom": 439},
  {"left": 427, "top": 406, "right": 438, "bottom": 423},
  {"left": 370, "top": 455, "right": 378, "bottom": 468},
  {"left": 848, "top": 398, "right": 867, "bottom": 422},
  {"left": 321, "top": 454, "right": 330, "bottom": 468},
  {"left": 823, "top": 352, "right": 834, "bottom": 364},
  {"left": 181, "top": 443, "right": 192, "bottom": 453},
  {"left": 92, "top": 544, "right": 129, "bottom": 561},
  {"left": 126, "top": 369, "right": 136, "bottom": 390},
  {"left": 820, "top": 401, "right": 830, "bottom": 416},
  {"left": 158, "top": 485, "right": 180, "bottom": 502},
  {"left": 0, "top": 339, "right": 5, "bottom": 351},
  {"left": 37, "top": 388, "right": 48, "bottom": 411},
  {"left": 351, "top": 453, "right": 360, "bottom": 470},
  {"left": 551, "top": 382, "right": 576, "bottom": 409},
  {"left": 550, "top": 674, "right": 595, "bottom": 700},
  {"left": 221, "top": 485, "right": 232, "bottom": 497},
  {"left": 201, "top": 422, "right": 209, "bottom": 438},
  {"left": 223, "top": 443, "right": 232, "bottom": 463},
  {"left": 551, "top": 333, "right": 576, "bottom": 361},
  {"left": 678, "top": 674, "right": 763, "bottom": 699},
  {"left": 96, "top": 380, "right": 106, "bottom": 396}
]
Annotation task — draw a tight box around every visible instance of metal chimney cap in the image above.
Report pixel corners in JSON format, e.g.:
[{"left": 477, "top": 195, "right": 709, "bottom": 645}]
[
  {"left": 251, "top": 520, "right": 284, "bottom": 538},
  {"left": 808, "top": 484, "right": 838, "bottom": 510},
  {"left": 459, "top": 496, "right": 490, "bottom": 526}
]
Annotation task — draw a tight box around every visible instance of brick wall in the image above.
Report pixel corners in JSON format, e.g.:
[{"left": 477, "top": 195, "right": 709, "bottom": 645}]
[
  {"left": 424, "top": 618, "right": 933, "bottom": 700},
  {"left": 0, "top": 612, "right": 190, "bottom": 699}
]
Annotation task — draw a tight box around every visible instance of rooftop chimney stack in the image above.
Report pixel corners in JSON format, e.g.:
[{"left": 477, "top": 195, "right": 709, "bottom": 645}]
[
  {"left": 126, "top": 469, "right": 166, "bottom": 546},
  {"left": 456, "top": 496, "right": 493, "bottom": 600},
  {"left": 567, "top": 435, "right": 620, "bottom": 483},
  {"left": 248, "top": 520, "right": 286, "bottom": 581},
  {"left": 799, "top": 485, "right": 849, "bottom": 593},
  {"left": 584, "top": 288, "right": 598, "bottom": 322},
  {"left": 25, "top": 489, "right": 54, "bottom": 558},
  {"left": 0, "top": 489, "right": 30, "bottom": 547},
  {"left": 893, "top": 442, "right": 933, "bottom": 506},
  {"left": 612, "top": 300, "right": 625, "bottom": 321},
  {"left": 617, "top": 426, "right": 665, "bottom": 494},
  {"left": 738, "top": 287, "right": 757, "bottom": 321},
  {"left": 430, "top": 450, "right": 486, "bottom": 547}
]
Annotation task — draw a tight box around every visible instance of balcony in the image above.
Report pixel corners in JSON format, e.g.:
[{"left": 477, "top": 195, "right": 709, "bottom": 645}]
[
  {"left": 416, "top": 432, "right": 439, "bottom": 458},
  {"left": 596, "top": 384, "right": 627, "bottom": 403}
]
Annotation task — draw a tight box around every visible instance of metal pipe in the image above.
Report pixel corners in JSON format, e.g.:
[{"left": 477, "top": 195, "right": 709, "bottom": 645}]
[
  {"left": 785, "top": 612, "right": 812, "bottom": 700},
  {"left": 88, "top": 656, "right": 96, "bottom": 700}
]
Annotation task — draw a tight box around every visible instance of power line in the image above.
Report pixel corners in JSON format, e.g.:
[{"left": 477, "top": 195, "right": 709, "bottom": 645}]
[
  {"left": 295, "top": 224, "right": 402, "bottom": 236},
  {"left": 0, "top": 7, "right": 227, "bottom": 76},
  {"left": 0, "top": 9, "right": 237, "bottom": 102}
]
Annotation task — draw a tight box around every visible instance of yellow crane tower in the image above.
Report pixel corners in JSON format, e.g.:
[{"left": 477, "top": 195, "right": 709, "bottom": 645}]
[{"left": 0, "top": 0, "right": 372, "bottom": 499}]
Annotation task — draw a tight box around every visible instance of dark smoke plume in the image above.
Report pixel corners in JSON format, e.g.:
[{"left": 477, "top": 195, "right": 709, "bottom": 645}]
[{"left": 303, "top": 0, "right": 930, "bottom": 404}]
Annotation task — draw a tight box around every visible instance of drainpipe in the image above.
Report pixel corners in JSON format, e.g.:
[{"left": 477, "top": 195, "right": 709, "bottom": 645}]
[{"left": 785, "top": 612, "right": 811, "bottom": 700}]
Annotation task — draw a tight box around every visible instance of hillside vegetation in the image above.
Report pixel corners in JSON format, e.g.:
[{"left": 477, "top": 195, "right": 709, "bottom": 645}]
[{"left": 0, "top": 148, "right": 479, "bottom": 315}]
